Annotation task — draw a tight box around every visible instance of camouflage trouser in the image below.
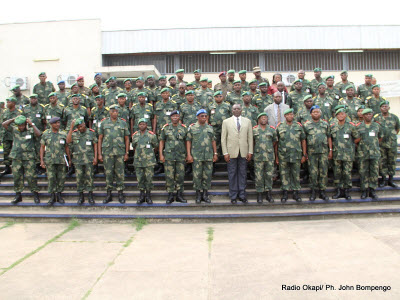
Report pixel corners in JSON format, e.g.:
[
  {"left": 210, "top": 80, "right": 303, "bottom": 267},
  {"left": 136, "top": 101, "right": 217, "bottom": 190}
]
[
  {"left": 308, "top": 153, "right": 328, "bottom": 190},
  {"left": 214, "top": 131, "right": 222, "bottom": 156},
  {"left": 3, "top": 140, "right": 13, "bottom": 166},
  {"left": 34, "top": 137, "right": 41, "bottom": 164},
  {"left": 135, "top": 166, "right": 154, "bottom": 190},
  {"left": 280, "top": 160, "right": 301, "bottom": 191},
  {"left": 12, "top": 159, "right": 39, "bottom": 193},
  {"left": 75, "top": 163, "right": 94, "bottom": 192},
  {"left": 165, "top": 160, "right": 185, "bottom": 192},
  {"left": 380, "top": 147, "right": 397, "bottom": 176},
  {"left": 103, "top": 155, "right": 125, "bottom": 191},
  {"left": 193, "top": 160, "right": 213, "bottom": 190},
  {"left": 333, "top": 160, "right": 353, "bottom": 188},
  {"left": 359, "top": 158, "right": 379, "bottom": 190},
  {"left": 254, "top": 160, "right": 274, "bottom": 192},
  {"left": 47, "top": 163, "right": 66, "bottom": 193}
]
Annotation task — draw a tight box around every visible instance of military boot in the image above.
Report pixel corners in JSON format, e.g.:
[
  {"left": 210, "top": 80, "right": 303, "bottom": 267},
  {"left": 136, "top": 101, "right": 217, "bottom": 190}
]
[
  {"left": 360, "top": 190, "right": 368, "bottom": 199},
  {"left": 145, "top": 190, "right": 153, "bottom": 204},
  {"left": 0, "top": 165, "right": 11, "bottom": 177},
  {"left": 319, "top": 190, "right": 329, "bottom": 201},
  {"left": 203, "top": 190, "right": 211, "bottom": 203},
  {"left": 33, "top": 192, "right": 40, "bottom": 204},
  {"left": 185, "top": 164, "right": 192, "bottom": 175},
  {"left": 166, "top": 192, "right": 175, "bottom": 204},
  {"left": 369, "top": 188, "right": 378, "bottom": 200},
  {"left": 176, "top": 191, "right": 187, "bottom": 203},
  {"left": 266, "top": 190, "right": 274, "bottom": 203},
  {"left": 257, "top": 192, "right": 263, "bottom": 204},
  {"left": 309, "top": 189, "right": 316, "bottom": 201},
  {"left": 56, "top": 192, "right": 65, "bottom": 204},
  {"left": 378, "top": 176, "right": 386, "bottom": 187},
  {"left": 103, "top": 190, "right": 113, "bottom": 204},
  {"left": 118, "top": 190, "right": 126, "bottom": 204},
  {"left": 332, "top": 188, "right": 342, "bottom": 199},
  {"left": 293, "top": 191, "right": 302, "bottom": 202},
  {"left": 195, "top": 190, "right": 202, "bottom": 204},
  {"left": 281, "top": 190, "right": 288, "bottom": 203},
  {"left": 48, "top": 193, "right": 56, "bottom": 206},
  {"left": 67, "top": 165, "right": 75, "bottom": 177},
  {"left": 344, "top": 188, "right": 351, "bottom": 200},
  {"left": 35, "top": 164, "right": 42, "bottom": 175},
  {"left": 77, "top": 192, "right": 85, "bottom": 205},
  {"left": 388, "top": 175, "right": 398, "bottom": 188},
  {"left": 93, "top": 165, "right": 99, "bottom": 174},
  {"left": 137, "top": 190, "right": 145, "bottom": 204},
  {"left": 154, "top": 163, "right": 164, "bottom": 175},
  {"left": 11, "top": 192, "right": 22, "bottom": 205},
  {"left": 88, "top": 192, "right": 95, "bottom": 205},
  {"left": 124, "top": 163, "right": 131, "bottom": 176},
  {"left": 212, "top": 163, "right": 216, "bottom": 175}
]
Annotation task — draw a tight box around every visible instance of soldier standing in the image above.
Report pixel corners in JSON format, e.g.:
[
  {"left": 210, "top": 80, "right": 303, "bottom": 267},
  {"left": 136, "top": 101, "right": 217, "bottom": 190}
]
[
  {"left": 98, "top": 105, "right": 130, "bottom": 204},
  {"left": 193, "top": 69, "right": 202, "bottom": 90},
  {"left": 238, "top": 70, "right": 249, "bottom": 91},
  {"left": 186, "top": 109, "right": 218, "bottom": 203},
  {"left": 180, "top": 91, "right": 201, "bottom": 127},
  {"left": 290, "top": 70, "right": 311, "bottom": 94},
  {"left": 160, "top": 111, "right": 188, "bottom": 204},
  {"left": 325, "top": 75, "right": 341, "bottom": 106},
  {"left": 94, "top": 73, "right": 107, "bottom": 95},
  {"left": 10, "top": 85, "right": 29, "bottom": 108},
  {"left": 66, "top": 119, "right": 98, "bottom": 205},
  {"left": 313, "top": 83, "right": 334, "bottom": 121},
  {"left": 252, "top": 82, "right": 273, "bottom": 114},
  {"left": 132, "top": 119, "right": 158, "bottom": 204},
  {"left": 241, "top": 92, "right": 258, "bottom": 127},
  {"left": 287, "top": 79, "right": 308, "bottom": 115},
  {"left": 334, "top": 71, "right": 355, "bottom": 99},
  {"left": 214, "top": 71, "right": 233, "bottom": 100},
  {"left": 172, "top": 83, "right": 188, "bottom": 109},
  {"left": 40, "top": 117, "right": 70, "bottom": 205},
  {"left": 339, "top": 86, "right": 363, "bottom": 122},
  {"left": 104, "top": 77, "right": 123, "bottom": 107},
  {"left": 2, "top": 116, "right": 41, "bottom": 204},
  {"left": 130, "top": 92, "right": 153, "bottom": 133},
  {"left": 366, "top": 84, "right": 386, "bottom": 115},
  {"left": 56, "top": 80, "right": 68, "bottom": 107},
  {"left": 296, "top": 95, "right": 314, "bottom": 124},
  {"left": 44, "top": 93, "right": 65, "bottom": 130},
  {"left": 195, "top": 78, "right": 214, "bottom": 109},
  {"left": 225, "top": 81, "right": 243, "bottom": 106},
  {"left": 357, "top": 74, "right": 374, "bottom": 101},
  {"left": 310, "top": 68, "right": 324, "bottom": 95},
  {"left": 33, "top": 72, "right": 55, "bottom": 105},
  {"left": 253, "top": 113, "right": 277, "bottom": 203}
]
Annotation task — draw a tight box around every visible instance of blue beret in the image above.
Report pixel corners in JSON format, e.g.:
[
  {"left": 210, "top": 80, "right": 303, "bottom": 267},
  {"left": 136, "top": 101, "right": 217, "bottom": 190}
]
[
  {"left": 57, "top": 80, "right": 65, "bottom": 85},
  {"left": 310, "top": 105, "right": 320, "bottom": 113},
  {"left": 196, "top": 109, "right": 207, "bottom": 116},
  {"left": 94, "top": 73, "right": 102, "bottom": 79}
]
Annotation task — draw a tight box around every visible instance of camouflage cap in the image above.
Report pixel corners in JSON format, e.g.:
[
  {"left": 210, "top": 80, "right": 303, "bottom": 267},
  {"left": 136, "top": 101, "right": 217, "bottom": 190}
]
[
  {"left": 335, "top": 108, "right": 346, "bottom": 115},
  {"left": 249, "top": 79, "right": 257, "bottom": 84},
  {"left": 313, "top": 67, "right": 322, "bottom": 72},
  {"left": 365, "top": 74, "right": 373, "bottom": 78},
  {"left": 159, "top": 75, "right": 167, "bottom": 80},
  {"left": 284, "top": 108, "right": 294, "bottom": 115},
  {"left": 253, "top": 66, "right": 261, "bottom": 72},
  {"left": 30, "top": 94, "right": 38, "bottom": 98},
  {"left": 138, "top": 118, "right": 147, "bottom": 124},
  {"left": 185, "top": 90, "right": 195, "bottom": 95},
  {"left": 49, "top": 117, "right": 60, "bottom": 124},
  {"left": 10, "top": 85, "right": 20, "bottom": 91},
  {"left": 175, "top": 69, "right": 185, "bottom": 73},
  {"left": 196, "top": 109, "right": 207, "bottom": 116},
  {"left": 303, "top": 95, "right": 313, "bottom": 102},
  {"left": 238, "top": 70, "right": 247, "bottom": 75},
  {"left": 136, "top": 77, "right": 144, "bottom": 82},
  {"left": 310, "top": 105, "right": 320, "bottom": 113},
  {"left": 137, "top": 92, "right": 146, "bottom": 97},
  {"left": 38, "top": 72, "right": 46, "bottom": 77},
  {"left": 160, "top": 87, "right": 170, "bottom": 93},
  {"left": 257, "top": 112, "right": 267, "bottom": 119},
  {"left": 233, "top": 80, "right": 241, "bottom": 85},
  {"left": 380, "top": 100, "right": 390, "bottom": 107},
  {"left": 200, "top": 77, "right": 208, "bottom": 82},
  {"left": 227, "top": 70, "right": 235, "bottom": 74},
  {"left": 6, "top": 97, "right": 17, "bottom": 102},
  {"left": 89, "top": 83, "right": 97, "bottom": 90},
  {"left": 194, "top": 69, "right": 201, "bottom": 73},
  {"left": 123, "top": 78, "right": 132, "bottom": 84},
  {"left": 170, "top": 110, "right": 179, "bottom": 116},
  {"left": 48, "top": 92, "right": 57, "bottom": 98},
  {"left": 14, "top": 115, "right": 27, "bottom": 125},
  {"left": 75, "top": 119, "right": 84, "bottom": 126},
  {"left": 372, "top": 84, "right": 380, "bottom": 89},
  {"left": 117, "top": 93, "right": 127, "bottom": 98},
  {"left": 214, "top": 91, "right": 222, "bottom": 97},
  {"left": 95, "top": 95, "right": 105, "bottom": 99},
  {"left": 168, "top": 75, "right": 176, "bottom": 81},
  {"left": 259, "top": 82, "right": 267, "bottom": 87},
  {"left": 109, "top": 104, "right": 119, "bottom": 110},
  {"left": 362, "top": 108, "right": 373, "bottom": 115}
]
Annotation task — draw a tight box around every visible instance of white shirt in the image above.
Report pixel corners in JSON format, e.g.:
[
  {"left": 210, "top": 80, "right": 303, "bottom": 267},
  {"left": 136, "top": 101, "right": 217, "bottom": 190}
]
[
  {"left": 273, "top": 103, "right": 282, "bottom": 120},
  {"left": 235, "top": 116, "right": 242, "bottom": 127}
]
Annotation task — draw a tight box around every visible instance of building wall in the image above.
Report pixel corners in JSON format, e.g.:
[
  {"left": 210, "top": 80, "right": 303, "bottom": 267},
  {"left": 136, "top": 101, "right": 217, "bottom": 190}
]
[{"left": 0, "top": 19, "right": 101, "bottom": 100}]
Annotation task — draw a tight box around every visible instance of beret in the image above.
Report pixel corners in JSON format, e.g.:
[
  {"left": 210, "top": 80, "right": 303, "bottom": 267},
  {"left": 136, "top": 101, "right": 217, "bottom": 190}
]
[
  {"left": 76, "top": 76, "right": 84, "bottom": 81},
  {"left": 136, "top": 77, "right": 144, "bottom": 82},
  {"left": 214, "top": 91, "right": 222, "bottom": 96},
  {"left": 94, "top": 73, "right": 102, "bottom": 78},
  {"left": 158, "top": 75, "right": 167, "bottom": 80},
  {"left": 357, "top": 105, "right": 366, "bottom": 110},
  {"left": 117, "top": 93, "right": 127, "bottom": 98},
  {"left": 175, "top": 69, "right": 185, "bottom": 73},
  {"left": 208, "top": 80, "right": 212, "bottom": 83},
  {"left": 29, "top": 94, "right": 38, "bottom": 98},
  {"left": 372, "top": 84, "right": 380, "bottom": 89},
  {"left": 196, "top": 109, "right": 207, "bottom": 116},
  {"left": 293, "top": 79, "right": 303, "bottom": 84},
  {"left": 380, "top": 100, "right": 390, "bottom": 107},
  {"left": 170, "top": 110, "right": 179, "bottom": 116},
  {"left": 227, "top": 70, "right": 235, "bottom": 74},
  {"left": 137, "top": 92, "right": 146, "bottom": 97},
  {"left": 303, "top": 95, "right": 313, "bottom": 102},
  {"left": 70, "top": 94, "right": 80, "bottom": 98},
  {"left": 123, "top": 78, "right": 132, "bottom": 84},
  {"left": 185, "top": 90, "right": 194, "bottom": 95},
  {"left": 365, "top": 74, "right": 373, "bottom": 78},
  {"left": 283, "top": 108, "right": 294, "bottom": 115},
  {"left": 95, "top": 95, "right": 105, "bottom": 99},
  {"left": 238, "top": 70, "right": 247, "bottom": 75},
  {"left": 49, "top": 117, "right": 60, "bottom": 124},
  {"left": 317, "top": 82, "right": 326, "bottom": 88},
  {"left": 6, "top": 97, "right": 17, "bottom": 102},
  {"left": 75, "top": 119, "right": 84, "bottom": 126},
  {"left": 362, "top": 108, "right": 373, "bottom": 114},
  {"left": 334, "top": 104, "right": 346, "bottom": 111},
  {"left": 326, "top": 75, "right": 335, "bottom": 80},
  {"left": 233, "top": 80, "right": 241, "bottom": 85},
  {"left": 109, "top": 76, "right": 117, "bottom": 80},
  {"left": 14, "top": 115, "right": 27, "bottom": 125},
  {"left": 89, "top": 83, "right": 97, "bottom": 90},
  {"left": 57, "top": 80, "right": 65, "bottom": 85},
  {"left": 186, "top": 82, "right": 194, "bottom": 87},
  {"left": 313, "top": 67, "right": 322, "bottom": 72},
  {"left": 109, "top": 104, "right": 119, "bottom": 110},
  {"left": 219, "top": 71, "right": 226, "bottom": 77},
  {"left": 146, "top": 75, "right": 155, "bottom": 79},
  {"left": 194, "top": 69, "right": 201, "bottom": 73},
  {"left": 38, "top": 72, "right": 46, "bottom": 76},
  {"left": 10, "top": 85, "right": 20, "bottom": 91},
  {"left": 335, "top": 108, "right": 346, "bottom": 115},
  {"left": 138, "top": 118, "right": 147, "bottom": 124},
  {"left": 161, "top": 87, "right": 170, "bottom": 93},
  {"left": 345, "top": 85, "right": 354, "bottom": 90},
  {"left": 168, "top": 75, "right": 176, "bottom": 81},
  {"left": 259, "top": 82, "right": 267, "bottom": 87},
  {"left": 242, "top": 91, "right": 251, "bottom": 96},
  {"left": 249, "top": 79, "right": 257, "bottom": 84},
  {"left": 200, "top": 77, "right": 208, "bottom": 82},
  {"left": 257, "top": 112, "right": 267, "bottom": 119},
  {"left": 310, "top": 105, "right": 320, "bottom": 113},
  {"left": 48, "top": 92, "right": 57, "bottom": 98}
]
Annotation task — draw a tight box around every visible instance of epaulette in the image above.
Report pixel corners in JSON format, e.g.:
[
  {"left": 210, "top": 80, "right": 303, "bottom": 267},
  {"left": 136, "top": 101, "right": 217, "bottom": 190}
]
[
  {"left": 181, "top": 124, "right": 186, "bottom": 127},
  {"left": 105, "top": 107, "right": 109, "bottom": 111},
  {"left": 297, "top": 122, "right": 303, "bottom": 127},
  {"left": 121, "top": 118, "right": 126, "bottom": 122},
  {"left": 149, "top": 131, "right": 155, "bottom": 135},
  {"left": 73, "top": 129, "right": 78, "bottom": 132},
  {"left": 189, "top": 123, "right": 195, "bottom": 127},
  {"left": 59, "top": 103, "right": 64, "bottom": 107},
  {"left": 339, "top": 98, "right": 344, "bottom": 101},
  {"left": 254, "top": 105, "right": 258, "bottom": 108},
  {"left": 171, "top": 100, "right": 176, "bottom": 103},
  {"left": 356, "top": 123, "right": 361, "bottom": 127},
  {"left": 253, "top": 125, "right": 258, "bottom": 129},
  {"left": 366, "top": 96, "right": 372, "bottom": 99},
  {"left": 349, "top": 122, "right": 356, "bottom": 126},
  {"left": 82, "top": 106, "right": 86, "bottom": 109},
  {"left": 330, "top": 123, "right": 335, "bottom": 127},
  {"left": 382, "top": 97, "right": 386, "bottom": 100},
  {"left": 312, "top": 96, "right": 317, "bottom": 99},
  {"left": 374, "top": 114, "right": 379, "bottom": 118},
  {"left": 82, "top": 94, "right": 87, "bottom": 97},
  {"left": 17, "top": 109, "right": 22, "bottom": 113},
  {"left": 40, "top": 104, "right": 45, "bottom": 108},
  {"left": 270, "top": 125, "right": 275, "bottom": 129},
  {"left": 375, "top": 121, "right": 381, "bottom": 125},
  {"left": 89, "top": 128, "right": 95, "bottom": 132},
  {"left": 322, "top": 119, "right": 328, "bottom": 122},
  {"left": 44, "top": 104, "right": 49, "bottom": 107},
  {"left": 132, "top": 131, "right": 138, "bottom": 136},
  {"left": 304, "top": 120, "right": 311, "bottom": 124},
  {"left": 148, "top": 103, "right": 152, "bottom": 106},
  {"left": 161, "top": 123, "right": 169, "bottom": 130},
  {"left": 101, "top": 118, "right": 107, "bottom": 121},
  {"left": 277, "top": 122, "right": 282, "bottom": 127}
]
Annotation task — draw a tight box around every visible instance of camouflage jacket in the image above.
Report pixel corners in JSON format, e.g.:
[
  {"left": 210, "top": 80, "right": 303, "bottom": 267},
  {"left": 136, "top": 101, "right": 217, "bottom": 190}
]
[
  {"left": 70, "top": 128, "right": 98, "bottom": 165},
  {"left": 313, "top": 95, "right": 334, "bottom": 121},
  {"left": 89, "top": 106, "right": 109, "bottom": 130},
  {"left": 2, "top": 108, "right": 22, "bottom": 141},
  {"left": 356, "top": 121, "right": 383, "bottom": 159},
  {"left": 374, "top": 113, "right": 400, "bottom": 148},
  {"left": 334, "top": 81, "right": 355, "bottom": 99},
  {"left": 180, "top": 102, "right": 202, "bottom": 127},
  {"left": 104, "top": 87, "right": 123, "bottom": 107},
  {"left": 366, "top": 95, "right": 385, "bottom": 115},
  {"left": 225, "top": 91, "right": 243, "bottom": 106},
  {"left": 276, "top": 121, "right": 305, "bottom": 162},
  {"left": 303, "top": 119, "right": 330, "bottom": 154},
  {"left": 241, "top": 105, "right": 258, "bottom": 127},
  {"left": 195, "top": 88, "right": 214, "bottom": 108},
  {"left": 207, "top": 102, "right": 232, "bottom": 132},
  {"left": 290, "top": 79, "right": 312, "bottom": 94},
  {"left": 55, "top": 91, "right": 68, "bottom": 107},
  {"left": 9, "top": 127, "right": 36, "bottom": 160},
  {"left": 252, "top": 94, "right": 273, "bottom": 114},
  {"left": 65, "top": 105, "right": 88, "bottom": 129},
  {"left": 287, "top": 90, "right": 308, "bottom": 115},
  {"left": 99, "top": 118, "right": 129, "bottom": 156},
  {"left": 330, "top": 121, "right": 359, "bottom": 161},
  {"left": 160, "top": 123, "right": 188, "bottom": 161},
  {"left": 40, "top": 130, "right": 68, "bottom": 164},
  {"left": 187, "top": 122, "right": 215, "bottom": 161},
  {"left": 357, "top": 84, "right": 373, "bottom": 101},
  {"left": 132, "top": 130, "right": 158, "bottom": 167},
  {"left": 154, "top": 100, "right": 178, "bottom": 131},
  {"left": 338, "top": 97, "right": 363, "bottom": 122},
  {"left": 44, "top": 103, "right": 65, "bottom": 129},
  {"left": 130, "top": 103, "right": 154, "bottom": 131},
  {"left": 214, "top": 82, "right": 233, "bottom": 100},
  {"left": 310, "top": 78, "right": 324, "bottom": 94},
  {"left": 22, "top": 103, "right": 46, "bottom": 131},
  {"left": 33, "top": 81, "right": 55, "bottom": 105},
  {"left": 252, "top": 125, "right": 277, "bottom": 161}
]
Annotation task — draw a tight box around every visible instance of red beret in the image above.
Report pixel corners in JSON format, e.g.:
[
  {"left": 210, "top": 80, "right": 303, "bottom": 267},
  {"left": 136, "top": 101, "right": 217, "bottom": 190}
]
[
  {"left": 77, "top": 76, "right": 84, "bottom": 81},
  {"left": 219, "top": 71, "right": 227, "bottom": 77}
]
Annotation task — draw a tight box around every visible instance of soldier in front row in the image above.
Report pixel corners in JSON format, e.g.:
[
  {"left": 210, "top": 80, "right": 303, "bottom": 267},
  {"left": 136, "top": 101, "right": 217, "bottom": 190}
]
[{"left": 2, "top": 116, "right": 41, "bottom": 204}]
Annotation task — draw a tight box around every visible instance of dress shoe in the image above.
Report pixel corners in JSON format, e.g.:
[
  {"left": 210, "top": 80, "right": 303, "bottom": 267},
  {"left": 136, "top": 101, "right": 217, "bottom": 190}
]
[
  {"left": 231, "top": 199, "right": 237, "bottom": 204},
  {"left": 293, "top": 191, "right": 302, "bottom": 202},
  {"left": 239, "top": 197, "right": 248, "bottom": 204},
  {"left": 0, "top": 165, "right": 11, "bottom": 177},
  {"left": 176, "top": 191, "right": 187, "bottom": 203},
  {"left": 77, "top": 192, "right": 85, "bottom": 205},
  {"left": 67, "top": 165, "right": 75, "bottom": 177},
  {"left": 360, "top": 190, "right": 368, "bottom": 199},
  {"left": 35, "top": 164, "right": 42, "bottom": 175},
  {"left": 332, "top": 188, "right": 342, "bottom": 199},
  {"left": 88, "top": 192, "right": 95, "bottom": 205},
  {"left": 344, "top": 188, "right": 351, "bottom": 200},
  {"left": 388, "top": 175, "right": 398, "bottom": 188},
  {"left": 281, "top": 190, "right": 288, "bottom": 203},
  {"left": 166, "top": 192, "right": 175, "bottom": 204},
  {"left": 319, "top": 190, "right": 329, "bottom": 201},
  {"left": 185, "top": 164, "right": 192, "bottom": 175},
  {"left": 257, "top": 192, "right": 263, "bottom": 203},
  {"left": 56, "top": 192, "right": 65, "bottom": 204},
  {"left": 145, "top": 190, "right": 153, "bottom": 204},
  {"left": 118, "top": 190, "right": 126, "bottom": 204},
  {"left": 48, "top": 193, "right": 56, "bottom": 206},
  {"left": 33, "top": 191, "right": 40, "bottom": 204},
  {"left": 378, "top": 176, "right": 386, "bottom": 187},
  {"left": 212, "top": 163, "right": 216, "bottom": 175},
  {"left": 11, "top": 192, "right": 22, "bottom": 205},
  {"left": 369, "top": 188, "right": 378, "bottom": 200},
  {"left": 103, "top": 190, "right": 113, "bottom": 204},
  {"left": 309, "top": 189, "right": 316, "bottom": 201},
  {"left": 265, "top": 190, "right": 274, "bottom": 203},
  {"left": 247, "top": 172, "right": 255, "bottom": 181},
  {"left": 137, "top": 190, "right": 145, "bottom": 204},
  {"left": 154, "top": 163, "right": 164, "bottom": 175},
  {"left": 195, "top": 190, "right": 202, "bottom": 204},
  {"left": 203, "top": 190, "right": 211, "bottom": 203}
]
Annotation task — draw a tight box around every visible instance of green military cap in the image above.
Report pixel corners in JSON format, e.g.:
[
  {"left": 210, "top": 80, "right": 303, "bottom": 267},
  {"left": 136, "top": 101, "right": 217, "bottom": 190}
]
[
  {"left": 29, "top": 94, "right": 38, "bottom": 98},
  {"left": 357, "top": 105, "right": 366, "bottom": 111},
  {"left": 75, "top": 119, "right": 84, "bottom": 126},
  {"left": 345, "top": 85, "right": 354, "bottom": 90},
  {"left": 168, "top": 75, "right": 176, "bottom": 81},
  {"left": 313, "top": 67, "right": 322, "bottom": 72},
  {"left": 380, "top": 100, "right": 390, "bottom": 107},
  {"left": 136, "top": 77, "right": 144, "bottom": 82},
  {"left": 109, "top": 76, "right": 117, "bottom": 80},
  {"left": 186, "top": 82, "right": 194, "bottom": 87},
  {"left": 200, "top": 77, "right": 208, "bottom": 82},
  {"left": 208, "top": 80, "right": 212, "bottom": 83},
  {"left": 71, "top": 82, "right": 78, "bottom": 88},
  {"left": 326, "top": 75, "right": 335, "bottom": 80},
  {"left": 89, "top": 83, "right": 97, "bottom": 89},
  {"left": 284, "top": 108, "right": 294, "bottom": 115},
  {"left": 335, "top": 108, "right": 346, "bottom": 115},
  {"left": 70, "top": 94, "right": 80, "bottom": 98},
  {"left": 233, "top": 80, "right": 241, "bottom": 85},
  {"left": 334, "top": 104, "right": 346, "bottom": 111},
  {"left": 242, "top": 91, "right": 251, "bottom": 97},
  {"left": 175, "top": 69, "right": 184, "bottom": 73},
  {"left": 362, "top": 108, "right": 373, "bottom": 115},
  {"left": 238, "top": 70, "right": 247, "bottom": 75},
  {"left": 138, "top": 118, "right": 147, "bottom": 124},
  {"left": 365, "top": 74, "right": 373, "bottom": 78},
  {"left": 293, "top": 79, "right": 303, "bottom": 84},
  {"left": 227, "top": 70, "right": 235, "bottom": 74},
  {"left": 38, "top": 72, "right": 46, "bottom": 76},
  {"left": 14, "top": 115, "right": 27, "bottom": 125},
  {"left": 95, "top": 95, "right": 105, "bottom": 99},
  {"left": 303, "top": 95, "right": 313, "bottom": 102},
  {"left": 159, "top": 75, "right": 167, "bottom": 80},
  {"left": 123, "top": 78, "right": 132, "bottom": 83},
  {"left": 48, "top": 92, "right": 57, "bottom": 98},
  {"left": 137, "top": 92, "right": 146, "bottom": 97},
  {"left": 109, "top": 104, "right": 119, "bottom": 110},
  {"left": 317, "top": 82, "right": 326, "bottom": 88},
  {"left": 185, "top": 90, "right": 195, "bottom": 95},
  {"left": 10, "top": 85, "right": 20, "bottom": 91},
  {"left": 214, "top": 91, "right": 222, "bottom": 97},
  {"left": 117, "top": 93, "right": 127, "bottom": 98},
  {"left": 194, "top": 69, "right": 201, "bottom": 73},
  {"left": 372, "top": 84, "right": 380, "bottom": 89},
  {"left": 249, "top": 79, "right": 257, "bottom": 84},
  {"left": 6, "top": 97, "right": 17, "bottom": 102},
  {"left": 340, "top": 70, "right": 348, "bottom": 75},
  {"left": 160, "top": 87, "right": 170, "bottom": 93},
  {"left": 257, "top": 112, "right": 267, "bottom": 119},
  {"left": 146, "top": 75, "right": 155, "bottom": 80},
  {"left": 105, "top": 78, "right": 110, "bottom": 83},
  {"left": 259, "top": 82, "right": 267, "bottom": 87}
]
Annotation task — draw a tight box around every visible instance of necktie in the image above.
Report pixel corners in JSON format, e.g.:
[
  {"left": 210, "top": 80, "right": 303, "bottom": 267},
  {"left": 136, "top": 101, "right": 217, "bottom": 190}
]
[
  {"left": 237, "top": 117, "right": 240, "bottom": 131},
  {"left": 277, "top": 105, "right": 281, "bottom": 123}
]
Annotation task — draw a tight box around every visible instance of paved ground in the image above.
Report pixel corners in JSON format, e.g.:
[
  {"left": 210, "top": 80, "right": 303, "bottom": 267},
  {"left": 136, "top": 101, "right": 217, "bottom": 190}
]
[{"left": 0, "top": 217, "right": 399, "bottom": 300}]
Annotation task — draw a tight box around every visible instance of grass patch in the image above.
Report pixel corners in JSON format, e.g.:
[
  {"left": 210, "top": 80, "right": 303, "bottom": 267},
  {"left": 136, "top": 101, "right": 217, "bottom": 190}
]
[
  {"left": 0, "top": 218, "right": 80, "bottom": 277},
  {"left": 207, "top": 227, "right": 214, "bottom": 251},
  {"left": 0, "top": 221, "right": 15, "bottom": 230},
  {"left": 133, "top": 218, "right": 148, "bottom": 231}
]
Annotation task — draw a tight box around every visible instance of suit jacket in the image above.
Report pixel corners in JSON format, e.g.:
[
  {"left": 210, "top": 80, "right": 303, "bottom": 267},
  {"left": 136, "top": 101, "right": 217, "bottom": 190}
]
[
  {"left": 221, "top": 116, "right": 253, "bottom": 158},
  {"left": 265, "top": 103, "right": 289, "bottom": 128}
]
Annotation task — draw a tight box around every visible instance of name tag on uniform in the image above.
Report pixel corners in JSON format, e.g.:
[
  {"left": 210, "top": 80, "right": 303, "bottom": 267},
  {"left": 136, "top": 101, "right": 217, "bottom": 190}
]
[
  {"left": 343, "top": 134, "right": 349, "bottom": 139},
  {"left": 369, "top": 132, "right": 375, "bottom": 137},
  {"left": 60, "top": 140, "right": 65, "bottom": 144},
  {"left": 324, "top": 103, "right": 329, "bottom": 107},
  {"left": 211, "top": 109, "right": 215, "bottom": 114},
  {"left": 166, "top": 112, "right": 171, "bottom": 116},
  {"left": 86, "top": 141, "right": 92, "bottom": 145},
  {"left": 36, "top": 114, "right": 41, "bottom": 117},
  {"left": 146, "top": 144, "right": 151, "bottom": 148},
  {"left": 80, "top": 116, "right": 84, "bottom": 119},
  {"left": 355, "top": 106, "right": 359, "bottom": 111},
  {"left": 93, "top": 120, "right": 97, "bottom": 123},
  {"left": 46, "top": 115, "right": 51, "bottom": 120},
  {"left": 25, "top": 135, "right": 32, "bottom": 139},
  {"left": 306, "top": 88, "right": 310, "bottom": 93},
  {"left": 144, "top": 114, "right": 149, "bottom": 118},
  {"left": 335, "top": 95, "right": 339, "bottom": 99},
  {"left": 342, "top": 90, "right": 346, "bottom": 93},
  {"left": 98, "top": 123, "right": 101, "bottom": 128}
]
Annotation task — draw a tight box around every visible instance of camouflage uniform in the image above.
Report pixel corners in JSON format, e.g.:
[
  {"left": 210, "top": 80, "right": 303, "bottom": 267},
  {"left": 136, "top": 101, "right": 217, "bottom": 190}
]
[
  {"left": 44, "top": 103, "right": 65, "bottom": 129},
  {"left": 15, "top": 94, "right": 30, "bottom": 108},
  {"left": 33, "top": 81, "right": 55, "bottom": 105},
  {"left": 40, "top": 130, "right": 68, "bottom": 193},
  {"left": 155, "top": 86, "right": 172, "bottom": 102},
  {"left": 195, "top": 88, "right": 214, "bottom": 109},
  {"left": 240, "top": 81, "right": 250, "bottom": 92},
  {"left": 287, "top": 90, "right": 308, "bottom": 115},
  {"left": 207, "top": 101, "right": 231, "bottom": 155},
  {"left": 55, "top": 91, "right": 68, "bottom": 107},
  {"left": 253, "top": 125, "right": 277, "bottom": 192},
  {"left": 10, "top": 126, "right": 39, "bottom": 193},
  {"left": 187, "top": 122, "right": 215, "bottom": 190},
  {"left": 99, "top": 118, "right": 129, "bottom": 191},
  {"left": 65, "top": 93, "right": 91, "bottom": 109},
  {"left": 241, "top": 105, "right": 258, "bottom": 127},
  {"left": 89, "top": 106, "right": 109, "bottom": 135},
  {"left": 131, "top": 103, "right": 154, "bottom": 132},
  {"left": 357, "top": 121, "right": 383, "bottom": 190},
  {"left": 326, "top": 87, "right": 341, "bottom": 105},
  {"left": 180, "top": 102, "right": 202, "bottom": 127},
  {"left": 357, "top": 84, "right": 373, "bottom": 101},
  {"left": 132, "top": 87, "right": 155, "bottom": 105},
  {"left": 303, "top": 120, "right": 330, "bottom": 190},
  {"left": 296, "top": 106, "right": 313, "bottom": 124},
  {"left": 104, "top": 87, "right": 123, "bottom": 107},
  {"left": 2, "top": 108, "right": 21, "bottom": 167},
  {"left": 171, "top": 93, "right": 187, "bottom": 109},
  {"left": 160, "top": 123, "right": 188, "bottom": 193},
  {"left": 338, "top": 97, "right": 363, "bottom": 122},
  {"left": 70, "top": 128, "right": 98, "bottom": 192},
  {"left": 276, "top": 122, "right": 306, "bottom": 191},
  {"left": 132, "top": 130, "right": 158, "bottom": 190},
  {"left": 78, "top": 86, "right": 91, "bottom": 97},
  {"left": 313, "top": 95, "right": 334, "bottom": 121},
  {"left": 117, "top": 105, "right": 130, "bottom": 124},
  {"left": 310, "top": 78, "right": 324, "bottom": 95},
  {"left": 366, "top": 96, "right": 386, "bottom": 115},
  {"left": 252, "top": 94, "right": 273, "bottom": 114},
  {"left": 214, "top": 82, "right": 233, "bottom": 100},
  {"left": 330, "top": 121, "right": 359, "bottom": 188},
  {"left": 64, "top": 105, "right": 88, "bottom": 129},
  {"left": 291, "top": 79, "right": 311, "bottom": 94},
  {"left": 123, "top": 89, "right": 135, "bottom": 107},
  {"left": 374, "top": 113, "right": 400, "bottom": 178},
  {"left": 22, "top": 103, "right": 46, "bottom": 164},
  {"left": 334, "top": 81, "right": 355, "bottom": 99},
  {"left": 225, "top": 91, "right": 243, "bottom": 106},
  {"left": 154, "top": 100, "right": 178, "bottom": 136}
]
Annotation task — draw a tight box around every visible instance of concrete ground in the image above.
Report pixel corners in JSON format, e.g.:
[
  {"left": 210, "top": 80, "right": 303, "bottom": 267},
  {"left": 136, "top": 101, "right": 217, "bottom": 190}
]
[{"left": 0, "top": 218, "right": 399, "bottom": 300}]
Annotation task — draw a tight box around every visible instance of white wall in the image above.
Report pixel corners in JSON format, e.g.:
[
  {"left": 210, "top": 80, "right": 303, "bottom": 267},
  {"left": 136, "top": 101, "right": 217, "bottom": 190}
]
[{"left": 0, "top": 19, "right": 101, "bottom": 99}]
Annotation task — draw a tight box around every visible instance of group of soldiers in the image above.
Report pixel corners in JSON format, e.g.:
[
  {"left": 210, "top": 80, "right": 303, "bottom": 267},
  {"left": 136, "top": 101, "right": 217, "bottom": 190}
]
[{"left": 1, "top": 67, "right": 398, "bottom": 205}]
